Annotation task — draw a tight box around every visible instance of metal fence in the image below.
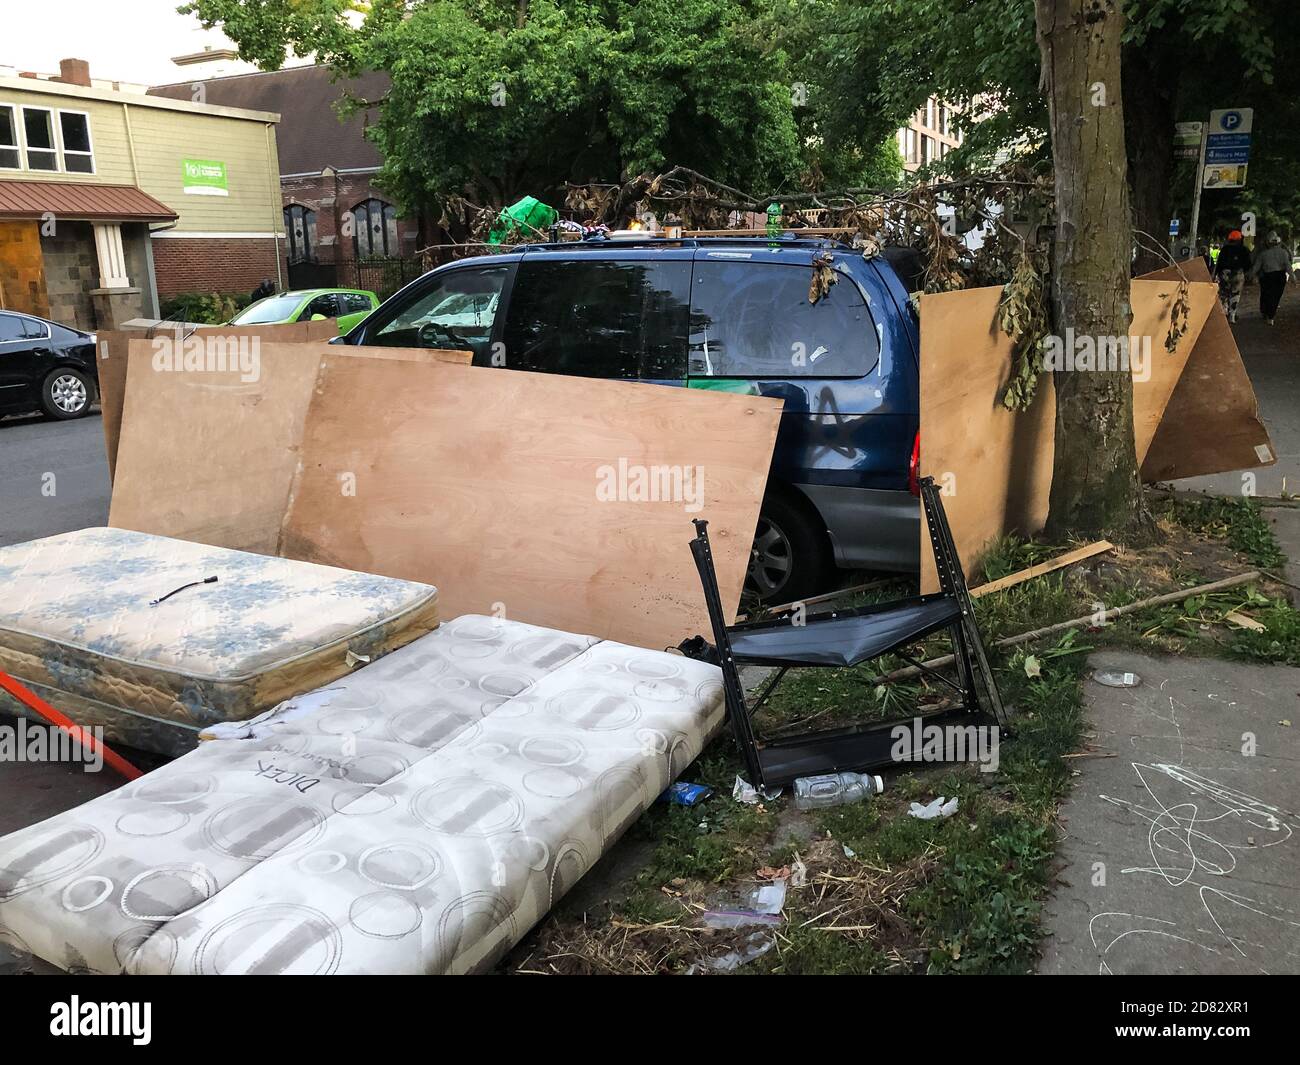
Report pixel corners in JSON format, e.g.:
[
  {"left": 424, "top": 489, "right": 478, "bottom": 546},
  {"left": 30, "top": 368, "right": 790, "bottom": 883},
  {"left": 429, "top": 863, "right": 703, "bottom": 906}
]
[{"left": 338, "top": 257, "right": 431, "bottom": 300}]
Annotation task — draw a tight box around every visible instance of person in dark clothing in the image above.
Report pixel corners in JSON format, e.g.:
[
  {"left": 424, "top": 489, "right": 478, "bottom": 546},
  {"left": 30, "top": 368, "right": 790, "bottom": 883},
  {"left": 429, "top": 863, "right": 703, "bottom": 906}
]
[
  {"left": 249, "top": 278, "right": 276, "bottom": 303},
  {"left": 1214, "top": 230, "right": 1252, "bottom": 322},
  {"left": 1252, "top": 232, "right": 1293, "bottom": 325},
  {"left": 1198, "top": 244, "right": 1213, "bottom": 275}
]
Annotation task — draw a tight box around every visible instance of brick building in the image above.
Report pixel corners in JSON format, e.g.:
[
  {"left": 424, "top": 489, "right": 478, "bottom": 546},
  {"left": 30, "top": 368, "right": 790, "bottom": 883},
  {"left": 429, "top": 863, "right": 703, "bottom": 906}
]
[
  {"left": 150, "top": 67, "right": 420, "bottom": 294},
  {"left": 0, "top": 58, "right": 285, "bottom": 325}
]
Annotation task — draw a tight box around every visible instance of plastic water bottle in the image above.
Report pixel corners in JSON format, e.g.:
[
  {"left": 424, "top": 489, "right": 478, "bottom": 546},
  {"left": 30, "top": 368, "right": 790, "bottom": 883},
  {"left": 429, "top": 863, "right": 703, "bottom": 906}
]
[{"left": 793, "top": 772, "right": 884, "bottom": 810}]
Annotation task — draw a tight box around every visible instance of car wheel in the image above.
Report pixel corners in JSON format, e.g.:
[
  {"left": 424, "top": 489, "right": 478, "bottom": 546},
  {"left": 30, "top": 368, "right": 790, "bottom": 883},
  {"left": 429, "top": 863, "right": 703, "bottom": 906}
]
[
  {"left": 41, "top": 368, "right": 94, "bottom": 420},
  {"left": 745, "top": 492, "right": 835, "bottom": 604}
]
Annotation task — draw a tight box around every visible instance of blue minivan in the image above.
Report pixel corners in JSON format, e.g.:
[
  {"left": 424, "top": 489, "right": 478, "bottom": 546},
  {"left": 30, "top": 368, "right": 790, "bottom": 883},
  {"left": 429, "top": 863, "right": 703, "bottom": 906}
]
[{"left": 337, "top": 235, "right": 922, "bottom": 601}]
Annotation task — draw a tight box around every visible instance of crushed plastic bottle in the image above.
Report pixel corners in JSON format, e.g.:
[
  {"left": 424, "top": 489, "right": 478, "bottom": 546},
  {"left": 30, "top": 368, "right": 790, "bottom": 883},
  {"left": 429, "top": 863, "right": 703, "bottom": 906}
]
[
  {"left": 1091, "top": 669, "right": 1142, "bottom": 688},
  {"left": 792, "top": 771, "right": 884, "bottom": 810}
]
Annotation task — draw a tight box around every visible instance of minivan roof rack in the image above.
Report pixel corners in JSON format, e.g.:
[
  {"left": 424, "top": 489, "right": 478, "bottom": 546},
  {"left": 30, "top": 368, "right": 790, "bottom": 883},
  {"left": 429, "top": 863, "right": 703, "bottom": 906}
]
[{"left": 517, "top": 233, "right": 855, "bottom": 252}]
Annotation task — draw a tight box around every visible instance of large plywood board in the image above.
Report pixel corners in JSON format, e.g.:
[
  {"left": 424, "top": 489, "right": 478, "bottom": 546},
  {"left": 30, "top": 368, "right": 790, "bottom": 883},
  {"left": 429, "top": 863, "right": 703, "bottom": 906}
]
[
  {"left": 919, "top": 278, "right": 1215, "bottom": 592},
  {"left": 108, "top": 342, "right": 455, "bottom": 554},
  {"left": 96, "top": 320, "right": 339, "bottom": 482},
  {"left": 280, "top": 355, "right": 784, "bottom": 650},
  {"left": 918, "top": 287, "right": 1056, "bottom": 593},
  {"left": 1139, "top": 260, "right": 1277, "bottom": 482},
  {"left": 1129, "top": 279, "right": 1218, "bottom": 463}
]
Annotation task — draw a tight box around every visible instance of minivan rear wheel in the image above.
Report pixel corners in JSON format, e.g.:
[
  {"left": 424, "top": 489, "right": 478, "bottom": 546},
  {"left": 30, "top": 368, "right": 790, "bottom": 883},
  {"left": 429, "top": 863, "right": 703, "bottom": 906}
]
[{"left": 746, "top": 492, "right": 835, "bottom": 604}]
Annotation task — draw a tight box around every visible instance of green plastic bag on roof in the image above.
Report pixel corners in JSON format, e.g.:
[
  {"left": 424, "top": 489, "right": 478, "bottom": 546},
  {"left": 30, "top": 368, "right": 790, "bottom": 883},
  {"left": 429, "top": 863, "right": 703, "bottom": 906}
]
[{"left": 488, "top": 196, "right": 559, "bottom": 245}]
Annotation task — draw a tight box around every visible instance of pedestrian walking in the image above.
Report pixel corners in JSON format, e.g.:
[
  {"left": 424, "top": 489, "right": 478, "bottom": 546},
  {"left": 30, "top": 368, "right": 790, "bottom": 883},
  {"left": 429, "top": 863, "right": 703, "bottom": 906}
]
[
  {"left": 1251, "top": 231, "right": 1293, "bottom": 325},
  {"left": 1214, "top": 230, "right": 1252, "bottom": 323}
]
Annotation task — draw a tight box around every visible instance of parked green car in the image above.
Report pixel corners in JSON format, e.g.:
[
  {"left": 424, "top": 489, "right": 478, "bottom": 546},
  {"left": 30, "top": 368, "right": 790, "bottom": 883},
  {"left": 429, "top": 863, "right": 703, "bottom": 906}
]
[{"left": 227, "top": 288, "right": 379, "bottom": 334}]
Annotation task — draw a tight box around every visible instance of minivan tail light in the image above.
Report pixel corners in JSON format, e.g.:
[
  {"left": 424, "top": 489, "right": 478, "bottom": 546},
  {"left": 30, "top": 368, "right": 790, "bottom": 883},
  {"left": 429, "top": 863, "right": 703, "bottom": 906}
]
[{"left": 908, "top": 430, "right": 921, "bottom": 496}]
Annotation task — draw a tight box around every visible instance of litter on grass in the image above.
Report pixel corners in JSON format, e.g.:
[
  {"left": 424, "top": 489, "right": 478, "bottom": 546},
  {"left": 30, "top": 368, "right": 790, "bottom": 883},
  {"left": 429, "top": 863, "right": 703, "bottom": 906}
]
[{"left": 909, "top": 796, "right": 959, "bottom": 820}]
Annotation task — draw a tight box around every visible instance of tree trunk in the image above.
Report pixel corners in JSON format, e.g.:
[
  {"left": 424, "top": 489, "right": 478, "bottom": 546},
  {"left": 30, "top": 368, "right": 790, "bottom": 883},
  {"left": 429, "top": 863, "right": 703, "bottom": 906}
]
[
  {"left": 1123, "top": 41, "right": 1178, "bottom": 273},
  {"left": 1036, "top": 0, "right": 1152, "bottom": 541}
]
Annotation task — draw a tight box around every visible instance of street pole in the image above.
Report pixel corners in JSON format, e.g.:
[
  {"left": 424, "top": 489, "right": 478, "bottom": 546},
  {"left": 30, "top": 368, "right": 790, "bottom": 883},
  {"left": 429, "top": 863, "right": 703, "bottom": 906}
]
[{"left": 1187, "top": 120, "right": 1208, "bottom": 258}]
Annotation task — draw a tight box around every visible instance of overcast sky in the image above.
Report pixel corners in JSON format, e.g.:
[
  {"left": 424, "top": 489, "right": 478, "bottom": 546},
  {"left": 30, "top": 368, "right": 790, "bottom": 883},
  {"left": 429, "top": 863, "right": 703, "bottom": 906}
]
[{"left": 3, "top": 0, "right": 294, "bottom": 85}]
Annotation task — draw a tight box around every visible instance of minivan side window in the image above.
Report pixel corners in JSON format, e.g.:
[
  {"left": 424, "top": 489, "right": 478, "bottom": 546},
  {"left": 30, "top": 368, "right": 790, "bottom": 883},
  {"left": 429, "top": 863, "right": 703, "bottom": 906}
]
[
  {"left": 689, "top": 260, "right": 879, "bottom": 378},
  {"left": 368, "top": 266, "right": 509, "bottom": 360},
  {"left": 500, "top": 259, "right": 691, "bottom": 379}
]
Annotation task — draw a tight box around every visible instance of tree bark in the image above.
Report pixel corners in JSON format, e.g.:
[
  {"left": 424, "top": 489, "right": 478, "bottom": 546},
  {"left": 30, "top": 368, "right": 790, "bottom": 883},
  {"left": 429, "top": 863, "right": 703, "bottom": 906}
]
[
  {"left": 1123, "top": 41, "right": 1178, "bottom": 273},
  {"left": 1036, "top": 0, "right": 1152, "bottom": 542}
]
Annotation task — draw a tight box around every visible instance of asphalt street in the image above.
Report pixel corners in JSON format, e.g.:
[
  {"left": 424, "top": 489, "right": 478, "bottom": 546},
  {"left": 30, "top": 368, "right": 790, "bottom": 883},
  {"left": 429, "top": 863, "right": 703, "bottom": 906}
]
[{"left": 0, "top": 409, "right": 110, "bottom": 548}]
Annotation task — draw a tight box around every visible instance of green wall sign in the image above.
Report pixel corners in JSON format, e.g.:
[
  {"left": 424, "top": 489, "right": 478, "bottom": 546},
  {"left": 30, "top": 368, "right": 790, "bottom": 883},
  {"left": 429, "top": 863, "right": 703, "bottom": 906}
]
[{"left": 182, "top": 158, "right": 229, "bottom": 196}]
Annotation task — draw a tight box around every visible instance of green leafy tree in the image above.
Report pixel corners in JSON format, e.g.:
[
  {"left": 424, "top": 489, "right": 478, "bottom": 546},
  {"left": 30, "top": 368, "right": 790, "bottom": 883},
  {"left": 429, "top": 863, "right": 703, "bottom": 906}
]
[
  {"left": 181, "top": 0, "right": 821, "bottom": 226},
  {"left": 783, "top": 0, "right": 1296, "bottom": 265}
]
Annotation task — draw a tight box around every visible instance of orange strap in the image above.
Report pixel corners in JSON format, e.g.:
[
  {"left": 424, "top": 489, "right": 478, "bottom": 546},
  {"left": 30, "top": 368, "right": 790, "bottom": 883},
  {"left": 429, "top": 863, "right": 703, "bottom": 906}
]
[{"left": 0, "top": 670, "right": 143, "bottom": 781}]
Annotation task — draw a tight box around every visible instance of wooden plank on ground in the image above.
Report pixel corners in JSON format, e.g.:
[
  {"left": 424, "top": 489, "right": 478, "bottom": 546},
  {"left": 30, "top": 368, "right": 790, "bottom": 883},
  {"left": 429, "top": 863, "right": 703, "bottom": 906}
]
[
  {"left": 969, "top": 541, "right": 1113, "bottom": 598},
  {"left": 279, "top": 355, "right": 783, "bottom": 650},
  {"left": 108, "top": 341, "right": 455, "bottom": 554}
]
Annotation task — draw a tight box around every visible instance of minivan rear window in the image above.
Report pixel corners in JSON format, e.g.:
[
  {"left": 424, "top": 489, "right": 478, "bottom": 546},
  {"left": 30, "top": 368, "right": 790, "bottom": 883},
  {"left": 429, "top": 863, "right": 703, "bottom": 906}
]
[
  {"left": 501, "top": 259, "right": 691, "bottom": 379},
  {"left": 689, "top": 260, "right": 878, "bottom": 378}
]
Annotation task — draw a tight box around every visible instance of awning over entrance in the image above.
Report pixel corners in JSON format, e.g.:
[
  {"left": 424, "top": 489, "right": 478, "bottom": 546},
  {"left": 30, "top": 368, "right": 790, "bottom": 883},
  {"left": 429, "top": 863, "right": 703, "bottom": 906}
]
[{"left": 0, "top": 179, "right": 177, "bottom": 223}]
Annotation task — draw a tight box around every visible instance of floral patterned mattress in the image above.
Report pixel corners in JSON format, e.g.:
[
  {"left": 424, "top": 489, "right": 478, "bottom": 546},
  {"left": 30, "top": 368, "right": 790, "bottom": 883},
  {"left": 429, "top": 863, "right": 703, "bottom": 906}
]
[
  {"left": 0, "top": 614, "right": 725, "bottom": 974},
  {"left": 0, "top": 527, "right": 440, "bottom": 754}
]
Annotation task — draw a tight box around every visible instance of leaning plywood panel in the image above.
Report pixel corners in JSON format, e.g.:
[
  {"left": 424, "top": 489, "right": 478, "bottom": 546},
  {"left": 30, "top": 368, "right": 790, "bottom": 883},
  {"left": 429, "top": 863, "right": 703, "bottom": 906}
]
[
  {"left": 108, "top": 342, "right": 454, "bottom": 555},
  {"left": 1128, "top": 278, "right": 1217, "bottom": 463},
  {"left": 918, "top": 278, "right": 1212, "bottom": 592},
  {"left": 280, "top": 356, "right": 783, "bottom": 650},
  {"left": 1139, "top": 260, "right": 1276, "bottom": 482},
  {"left": 96, "top": 319, "right": 339, "bottom": 482},
  {"left": 918, "top": 287, "right": 1055, "bottom": 594}
]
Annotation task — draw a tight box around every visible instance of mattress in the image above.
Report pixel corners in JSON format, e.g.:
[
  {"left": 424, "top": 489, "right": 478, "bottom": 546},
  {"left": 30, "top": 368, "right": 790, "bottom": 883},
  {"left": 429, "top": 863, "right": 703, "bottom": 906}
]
[
  {"left": 0, "top": 527, "right": 439, "bottom": 754},
  {"left": 0, "top": 615, "right": 725, "bottom": 974}
]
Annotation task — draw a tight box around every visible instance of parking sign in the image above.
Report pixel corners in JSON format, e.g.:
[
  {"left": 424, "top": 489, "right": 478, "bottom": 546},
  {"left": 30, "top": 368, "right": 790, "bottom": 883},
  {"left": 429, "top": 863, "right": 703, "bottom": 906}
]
[{"left": 1202, "top": 108, "right": 1253, "bottom": 188}]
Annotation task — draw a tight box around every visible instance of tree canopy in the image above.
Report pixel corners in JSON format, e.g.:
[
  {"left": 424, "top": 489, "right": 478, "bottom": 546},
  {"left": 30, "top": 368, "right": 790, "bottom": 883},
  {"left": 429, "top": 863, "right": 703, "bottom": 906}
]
[{"left": 181, "top": 0, "right": 905, "bottom": 226}]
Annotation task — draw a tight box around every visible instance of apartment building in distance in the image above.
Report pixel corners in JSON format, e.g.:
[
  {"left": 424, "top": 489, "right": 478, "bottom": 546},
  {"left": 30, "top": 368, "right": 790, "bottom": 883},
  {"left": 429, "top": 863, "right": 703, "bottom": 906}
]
[
  {"left": 898, "top": 96, "right": 962, "bottom": 172},
  {"left": 0, "top": 58, "right": 284, "bottom": 328}
]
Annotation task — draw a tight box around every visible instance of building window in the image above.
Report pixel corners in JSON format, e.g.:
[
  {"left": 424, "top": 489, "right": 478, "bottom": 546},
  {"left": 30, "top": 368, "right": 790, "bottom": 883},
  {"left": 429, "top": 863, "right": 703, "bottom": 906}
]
[
  {"left": 22, "top": 107, "right": 57, "bottom": 171},
  {"left": 0, "top": 106, "right": 18, "bottom": 169},
  {"left": 906, "top": 128, "right": 918, "bottom": 164},
  {"left": 351, "top": 198, "right": 399, "bottom": 259},
  {"left": 59, "top": 111, "right": 94, "bottom": 173},
  {"left": 285, "top": 204, "right": 318, "bottom": 263}
]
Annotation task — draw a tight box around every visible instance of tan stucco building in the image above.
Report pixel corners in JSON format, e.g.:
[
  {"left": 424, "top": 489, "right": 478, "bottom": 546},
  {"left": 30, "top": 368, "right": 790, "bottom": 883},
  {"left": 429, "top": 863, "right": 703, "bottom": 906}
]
[{"left": 0, "top": 58, "right": 284, "bottom": 328}]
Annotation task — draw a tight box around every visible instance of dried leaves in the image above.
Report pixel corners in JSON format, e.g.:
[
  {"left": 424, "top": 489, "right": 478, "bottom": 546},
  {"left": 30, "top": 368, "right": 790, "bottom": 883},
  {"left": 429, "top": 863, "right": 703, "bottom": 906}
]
[{"left": 998, "top": 245, "right": 1052, "bottom": 411}]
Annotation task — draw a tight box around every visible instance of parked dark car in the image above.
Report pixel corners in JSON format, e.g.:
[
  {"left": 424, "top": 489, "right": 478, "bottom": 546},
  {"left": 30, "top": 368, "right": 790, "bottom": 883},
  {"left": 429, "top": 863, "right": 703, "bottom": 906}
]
[
  {"left": 338, "top": 234, "right": 922, "bottom": 602},
  {"left": 0, "top": 311, "right": 99, "bottom": 420}
]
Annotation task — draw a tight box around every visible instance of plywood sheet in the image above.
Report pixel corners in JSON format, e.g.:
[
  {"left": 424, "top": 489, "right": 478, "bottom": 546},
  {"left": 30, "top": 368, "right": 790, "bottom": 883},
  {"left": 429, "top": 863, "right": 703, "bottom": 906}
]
[
  {"left": 96, "top": 320, "right": 339, "bottom": 482},
  {"left": 918, "top": 287, "right": 1055, "bottom": 593},
  {"left": 280, "top": 356, "right": 783, "bottom": 650},
  {"left": 1129, "top": 279, "right": 1217, "bottom": 463},
  {"left": 108, "top": 342, "right": 452, "bottom": 554},
  {"left": 1139, "top": 260, "right": 1277, "bottom": 481},
  {"left": 919, "top": 278, "right": 1215, "bottom": 592}
]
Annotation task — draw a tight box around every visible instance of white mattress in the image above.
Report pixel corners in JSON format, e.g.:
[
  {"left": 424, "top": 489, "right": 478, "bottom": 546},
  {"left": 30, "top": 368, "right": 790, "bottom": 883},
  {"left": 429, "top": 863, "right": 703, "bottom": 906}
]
[
  {"left": 0, "top": 615, "right": 724, "bottom": 974},
  {"left": 0, "top": 527, "right": 439, "bottom": 754}
]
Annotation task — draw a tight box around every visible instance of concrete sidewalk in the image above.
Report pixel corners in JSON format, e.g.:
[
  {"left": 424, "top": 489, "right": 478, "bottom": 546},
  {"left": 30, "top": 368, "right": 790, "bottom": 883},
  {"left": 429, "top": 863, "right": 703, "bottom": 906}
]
[
  {"left": 1040, "top": 650, "right": 1300, "bottom": 975},
  {"left": 1173, "top": 288, "right": 1298, "bottom": 500}
]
